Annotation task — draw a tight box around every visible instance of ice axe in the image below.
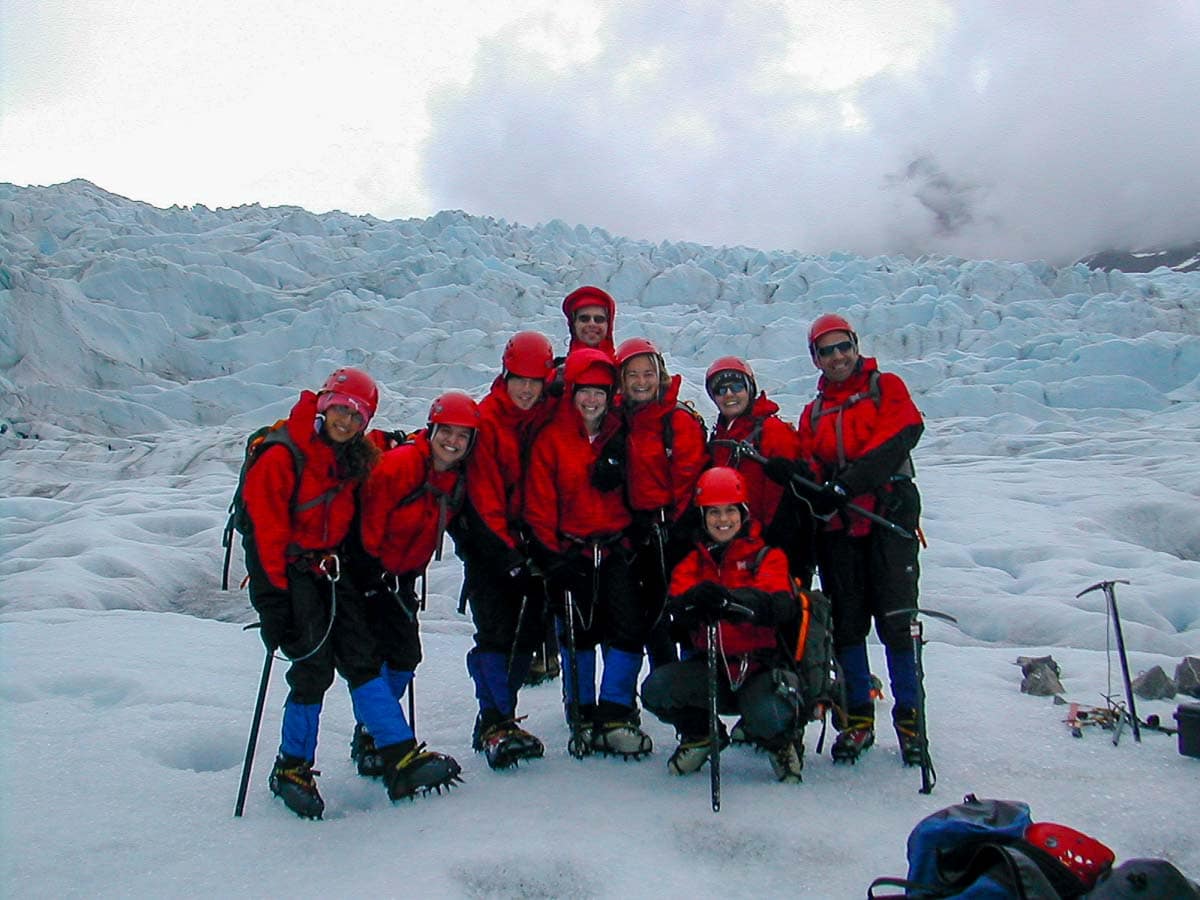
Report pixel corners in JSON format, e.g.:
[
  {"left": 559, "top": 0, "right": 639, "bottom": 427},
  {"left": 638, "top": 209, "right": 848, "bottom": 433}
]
[
  {"left": 886, "top": 606, "right": 957, "bottom": 794},
  {"left": 1077, "top": 579, "right": 1140, "bottom": 743},
  {"left": 234, "top": 626, "right": 274, "bottom": 818},
  {"left": 712, "top": 440, "right": 917, "bottom": 541}
]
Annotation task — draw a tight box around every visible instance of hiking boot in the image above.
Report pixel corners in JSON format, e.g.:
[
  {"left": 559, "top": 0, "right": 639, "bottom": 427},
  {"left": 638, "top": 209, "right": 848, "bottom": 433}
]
[
  {"left": 668, "top": 726, "right": 728, "bottom": 776},
  {"left": 350, "top": 723, "right": 385, "bottom": 777},
  {"left": 768, "top": 736, "right": 805, "bottom": 783},
  {"left": 566, "top": 703, "right": 596, "bottom": 759},
  {"left": 831, "top": 709, "right": 876, "bottom": 764},
  {"left": 524, "top": 650, "right": 561, "bottom": 686},
  {"left": 269, "top": 755, "right": 325, "bottom": 819},
  {"left": 381, "top": 740, "right": 463, "bottom": 801},
  {"left": 591, "top": 704, "right": 653, "bottom": 759},
  {"left": 893, "top": 706, "right": 924, "bottom": 767},
  {"left": 481, "top": 720, "right": 545, "bottom": 770}
]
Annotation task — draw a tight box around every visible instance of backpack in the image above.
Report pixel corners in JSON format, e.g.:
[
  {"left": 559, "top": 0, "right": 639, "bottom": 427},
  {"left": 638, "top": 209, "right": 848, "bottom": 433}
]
[
  {"left": 867, "top": 794, "right": 1115, "bottom": 900},
  {"left": 740, "top": 547, "right": 841, "bottom": 734},
  {"left": 786, "top": 586, "right": 843, "bottom": 733},
  {"left": 662, "top": 400, "right": 706, "bottom": 459},
  {"left": 220, "top": 420, "right": 306, "bottom": 590}
]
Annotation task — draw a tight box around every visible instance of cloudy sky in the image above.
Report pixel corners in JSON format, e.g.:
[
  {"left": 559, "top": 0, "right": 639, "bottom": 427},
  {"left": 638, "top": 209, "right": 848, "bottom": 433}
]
[{"left": 3, "top": 0, "right": 1198, "bottom": 262}]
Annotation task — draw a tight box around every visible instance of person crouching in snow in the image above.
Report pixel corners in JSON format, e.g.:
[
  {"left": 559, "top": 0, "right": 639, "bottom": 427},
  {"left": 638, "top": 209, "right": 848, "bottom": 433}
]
[
  {"left": 523, "top": 349, "right": 653, "bottom": 759},
  {"left": 347, "top": 391, "right": 481, "bottom": 789},
  {"left": 452, "top": 332, "right": 557, "bottom": 770},
  {"left": 642, "top": 467, "right": 805, "bottom": 783},
  {"left": 242, "top": 367, "right": 453, "bottom": 819}
]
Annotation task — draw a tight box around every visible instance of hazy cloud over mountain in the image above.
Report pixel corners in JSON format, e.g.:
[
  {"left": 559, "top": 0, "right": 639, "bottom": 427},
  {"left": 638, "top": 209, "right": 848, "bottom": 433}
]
[{"left": 425, "top": 2, "right": 1200, "bottom": 262}]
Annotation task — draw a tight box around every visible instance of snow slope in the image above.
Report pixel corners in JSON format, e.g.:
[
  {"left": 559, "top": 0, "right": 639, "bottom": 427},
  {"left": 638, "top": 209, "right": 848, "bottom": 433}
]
[{"left": 2, "top": 180, "right": 1198, "bottom": 897}]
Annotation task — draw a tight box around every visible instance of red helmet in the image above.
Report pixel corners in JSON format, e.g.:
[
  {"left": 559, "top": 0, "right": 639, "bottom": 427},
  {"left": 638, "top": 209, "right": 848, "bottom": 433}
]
[
  {"left": 428, "top": 391, "right": 481, "bottom": 429},
  {"left": 705, "top": 356, "right": 757, "bottom": 398},
  {"left": 808, "top": 313, "right": 857, "bottom": 357},
  {"left": 615, "top": 336, "right": 660, "bottom": 367},
  {"left": 562, "top": 285, "right": 614, "bottom": 317},
  {"left": 317, "top": 367, "right": 379, "bottom": 424},
  {"left": 563, "top": 348, "right": 616, "bottom": 390},
  {"left": 502, "top": 331, "right": 555, "bottom": 380},
  {"left": 694, "top": 467, "right": 748, "bottom": 508}
]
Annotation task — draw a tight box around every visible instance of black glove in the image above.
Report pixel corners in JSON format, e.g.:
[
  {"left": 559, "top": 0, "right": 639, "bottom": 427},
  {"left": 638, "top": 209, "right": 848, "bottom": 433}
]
[
  {"left": 544, "top": 376, "right": 565, "bottom": 399},
  {"left": 672, "top": 581, "right": 733, "bottom": 622},
  {"left": 810, "top": 480, "right": 851, "bottom": 517},
  {"left": 763, "top": 456, "right": 816, "bottom": 486},
  {"left": 255, "top": 598, "right": 294, "bottom": 651},
  {"left": 590, "top": 451, "right": 625, "bottom": 492},
  {"left": 498, "top": 547, "right": 528, "bottom": 580},
  {"left": 763, "top": 457, "right": 797, "bottom": 486}
]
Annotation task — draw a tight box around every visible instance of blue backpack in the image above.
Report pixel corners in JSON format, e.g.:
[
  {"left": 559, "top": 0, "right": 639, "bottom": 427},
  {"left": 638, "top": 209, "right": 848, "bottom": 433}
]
[{"left": 868, "top": 795, "right": 1107, "bottom": 899}]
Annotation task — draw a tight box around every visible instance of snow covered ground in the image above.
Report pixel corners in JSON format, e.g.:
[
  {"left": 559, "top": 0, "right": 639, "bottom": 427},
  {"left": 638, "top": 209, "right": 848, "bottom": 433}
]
[{"left": 2, "top": 180, "right": 1198, "bottom": 897}]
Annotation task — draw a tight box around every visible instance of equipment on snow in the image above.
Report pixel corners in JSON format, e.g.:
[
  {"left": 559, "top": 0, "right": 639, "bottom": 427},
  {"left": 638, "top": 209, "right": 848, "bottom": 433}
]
[
  {"left": 867, "top": 793, "right": 1115, "bottom": 899},
  {"left": 234, "top": 640, "right": 274, "bottom": 817},
  {"left": 887, "top": 606, "right": 957, "bottom": 792},
  {"left": 1077, "top": 580, "right": 1140, "bottom": 743},
  {"left": 712, "top": 440, "right": 916, "bottom": 540},
  {"left": 1175, "top": 703, "right": 1200, "bottom": 758}
]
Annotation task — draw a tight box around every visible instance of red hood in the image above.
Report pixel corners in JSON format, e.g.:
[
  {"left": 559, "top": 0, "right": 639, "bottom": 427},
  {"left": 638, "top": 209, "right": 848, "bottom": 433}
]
[{"left": 562, "top": 286, "right": 616, "bottom": 356}]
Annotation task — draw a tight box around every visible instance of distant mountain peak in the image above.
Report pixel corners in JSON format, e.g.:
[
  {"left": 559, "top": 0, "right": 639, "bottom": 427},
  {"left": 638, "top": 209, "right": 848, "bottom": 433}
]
[{"left": 1076, "top": 240, "right": 1200, "bottom": 274}]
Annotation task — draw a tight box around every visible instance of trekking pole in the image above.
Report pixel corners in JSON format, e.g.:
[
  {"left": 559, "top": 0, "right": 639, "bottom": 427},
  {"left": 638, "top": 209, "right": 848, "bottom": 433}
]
[
  {"left": 707, "top": 618, "right": 722, "bottom": 813},
  {"left": 563, "top": 588, "right": 586, "bottom": 759},
  {"left": 886, "top": 607, "right": 957, "bottom": 794},
  {"left": 1077, "top": 580, "right": 1140, "bottom": 743},
  {"left": 715, "top": 441, "right": 916, "bottom": 541},
  {"left": 407, "top": 675, "right": 416, "bottom": 732},
  {"left": 234, "top": 632, "right": 274, "bottom": 818}
]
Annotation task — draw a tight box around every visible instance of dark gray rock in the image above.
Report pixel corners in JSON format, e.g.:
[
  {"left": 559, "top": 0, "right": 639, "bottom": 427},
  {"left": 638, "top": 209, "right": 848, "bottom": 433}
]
[{"left": 1132, "top": 665, "right": 1176, "bottom": 700}]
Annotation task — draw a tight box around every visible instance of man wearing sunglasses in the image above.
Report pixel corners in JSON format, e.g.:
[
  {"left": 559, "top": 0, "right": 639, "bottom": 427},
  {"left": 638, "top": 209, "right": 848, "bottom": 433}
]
[{"left": 792, "top": 314, "right": 926, "bottom": 769}]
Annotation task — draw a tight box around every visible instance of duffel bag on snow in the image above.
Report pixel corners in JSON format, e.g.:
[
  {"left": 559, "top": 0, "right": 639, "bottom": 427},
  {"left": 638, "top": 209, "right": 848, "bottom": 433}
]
[{"left": 867, "top": 793, "right": 1114, "bottom": 899}]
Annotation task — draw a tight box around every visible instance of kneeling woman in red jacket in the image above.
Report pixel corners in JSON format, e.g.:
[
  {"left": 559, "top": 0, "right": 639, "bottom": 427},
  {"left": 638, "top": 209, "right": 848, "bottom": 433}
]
[
  {"left": 524, "top": 348, "right": 652, "bottom": 760},
  {"left": 642, "top": 467, "right": 805, "bottom": 783}
]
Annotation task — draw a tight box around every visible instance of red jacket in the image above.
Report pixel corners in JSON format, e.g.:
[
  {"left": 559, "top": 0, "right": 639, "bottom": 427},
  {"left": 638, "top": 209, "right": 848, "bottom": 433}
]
[
  {"left": 243, "top": 391, "right": 362, "bottom": 589},
  {"left": 523, "top": 402, "right": 631, "bottom": 554},
  {"left": 709, "top": 392, "right": 800, "bottom": 526},
  {"left": 797, "top": 357, "right": 923, "bottom": 533},
  {"left": 669, "top": 524, "right": 794, "bottom": 681},
  {"left": 622, "top": 374, "right": 708, "bottom": 522},
  {"left": 359, "top": 431, "right": 461, "bottom": 576},
  {"left": 465, "top": 376, "right": 554, "bottom": 551}
]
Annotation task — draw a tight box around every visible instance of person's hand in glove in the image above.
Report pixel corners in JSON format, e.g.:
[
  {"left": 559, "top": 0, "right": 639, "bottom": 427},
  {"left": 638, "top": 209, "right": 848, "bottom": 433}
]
[
  {"left": 811, "top": 480, "right": 852, "bottom": 517},
  {"left": 255, "top": 598, "right": 294, "bottom": 652},
  {"left": 763, "top": 456, "right": 816, "bottom": 487},
  {"left": 671, "top": 581, "right": 733, "bottom": 623}
]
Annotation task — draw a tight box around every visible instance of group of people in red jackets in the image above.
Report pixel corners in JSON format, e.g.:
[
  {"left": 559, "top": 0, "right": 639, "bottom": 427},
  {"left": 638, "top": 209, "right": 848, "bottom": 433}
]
[{"left": 240, "top": 285, "right": 925, "bottom": 819}]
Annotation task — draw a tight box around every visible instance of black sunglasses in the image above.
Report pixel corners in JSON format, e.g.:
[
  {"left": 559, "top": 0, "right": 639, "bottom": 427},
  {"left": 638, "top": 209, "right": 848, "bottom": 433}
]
[
  {"left": 816, "top": 340, "right": 855, "bottom": 359},
  {"left": 575, "top": 313, "right": 608, "bottom": 324}
]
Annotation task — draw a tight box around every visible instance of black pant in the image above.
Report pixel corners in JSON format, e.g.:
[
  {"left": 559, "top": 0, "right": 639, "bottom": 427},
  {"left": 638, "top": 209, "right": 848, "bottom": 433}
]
[
  {"left": 642, "top": 659, "right": 800, "bottom": 745},
  {"left": 462, "top": 554, "right": 546, "bottom": 656},
  {"left": 363, "top": 573, "right": 423, "bottom": 672},
  {"left": 245, "top": 540, "right": 382, "bottom": 705},
  {"left": 816, "top": 480, "right": 921, "bottom": 651},
  {"left": 551, "top": 549, "right": 644, "bottom": 654}
]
